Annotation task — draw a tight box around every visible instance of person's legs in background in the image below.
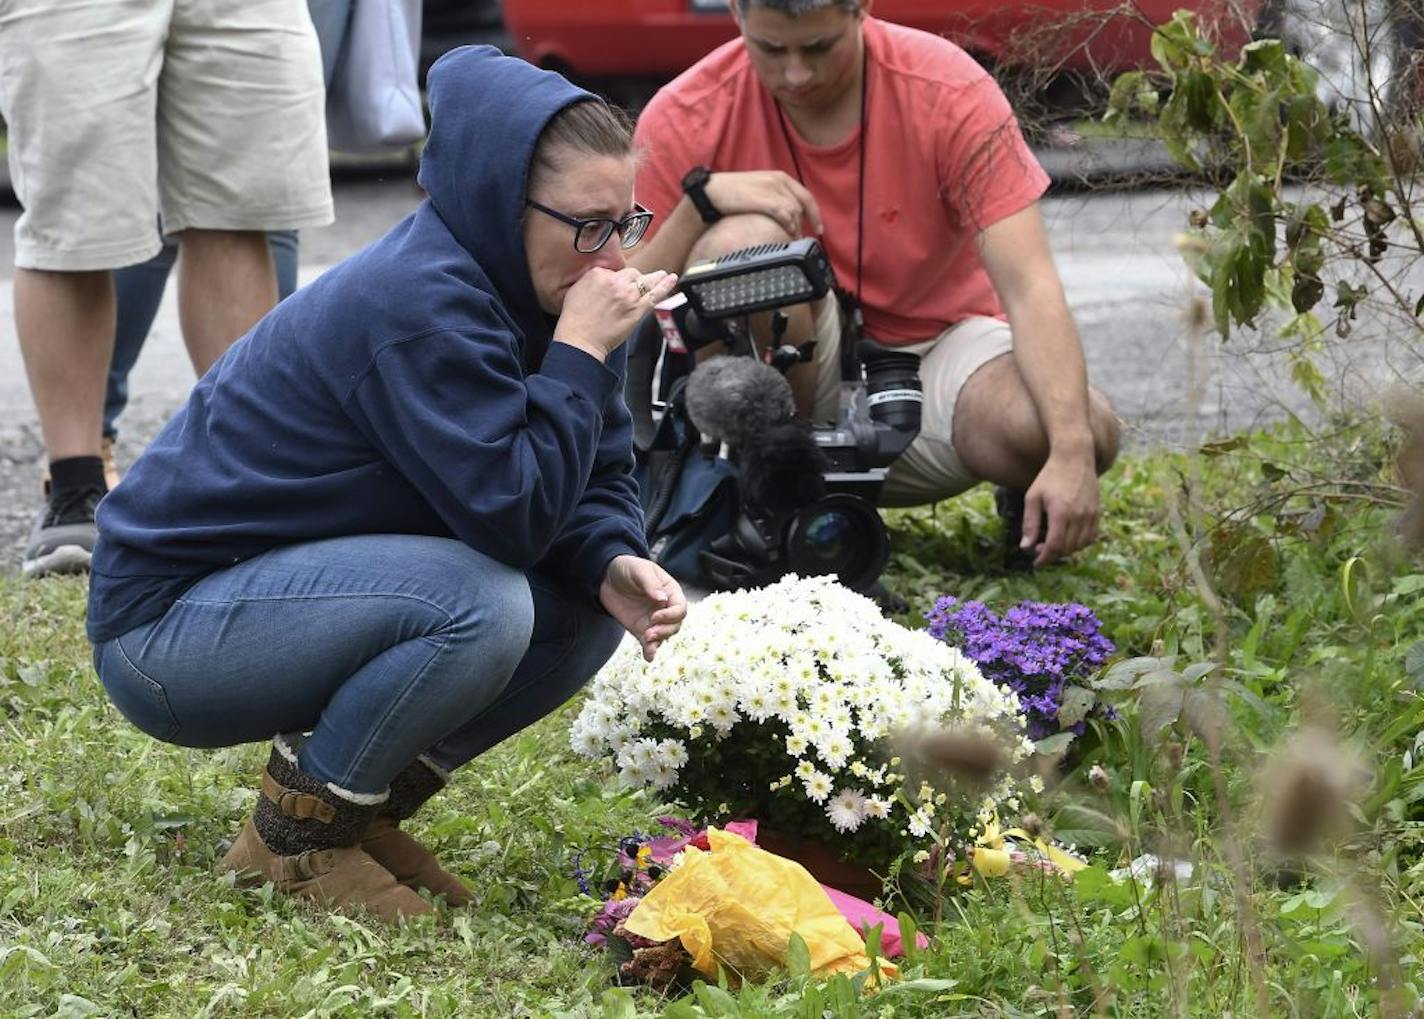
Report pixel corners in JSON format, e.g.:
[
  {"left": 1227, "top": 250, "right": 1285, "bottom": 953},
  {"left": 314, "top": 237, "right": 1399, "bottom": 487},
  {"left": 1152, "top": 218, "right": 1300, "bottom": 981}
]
[
  {"left": 100, "top": 0, "right": 344, "bottom": 466},
  {"left": 106, "top": 231, "right": 299, "bottom": 469},
  {"left": 305, "top": 0, "right": 353, "bottom": 86},
  {"left": 172, "top": 228, "right": 278, "bottom": 374},
  {"left": 98, "top": 0, "right": 335, "bottom": 475},
  {"left": 16, "top": 270, "right": 118, "bottom": 575},
  {"left": 3, "top": 0, "right": 170, "bottom": 576},
  {"left": 103, "top": 241, "right": 179, "bottom": 486},
  {"left": 155, "top": 0, "right": 331, "bottom": 389},
  {"left": 269, "top": 229, "right": 301, "bottom": 298}
]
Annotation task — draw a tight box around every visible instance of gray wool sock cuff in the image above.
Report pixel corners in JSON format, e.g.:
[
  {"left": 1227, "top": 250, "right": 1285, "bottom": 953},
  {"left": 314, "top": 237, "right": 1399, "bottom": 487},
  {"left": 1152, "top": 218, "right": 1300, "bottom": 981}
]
[
  {"left": 383, "top": 756, "right": 450, "bottom": 822},
  {"left": 256, "top": 742, "right": 387, "bottom": 854}
]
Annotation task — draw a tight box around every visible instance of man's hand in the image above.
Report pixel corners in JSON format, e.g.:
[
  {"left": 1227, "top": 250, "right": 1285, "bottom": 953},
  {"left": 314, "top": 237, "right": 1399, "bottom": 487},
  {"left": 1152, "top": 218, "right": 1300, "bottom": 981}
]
[
  {"left": 599, "top": 555, "right": 688, "bottom": 662},
  {"left": 1021, "top": 449, "right": 1101, "bottom": 568},
  {"left": 704, "top": 170, "right": 824, "bottom": 239}
]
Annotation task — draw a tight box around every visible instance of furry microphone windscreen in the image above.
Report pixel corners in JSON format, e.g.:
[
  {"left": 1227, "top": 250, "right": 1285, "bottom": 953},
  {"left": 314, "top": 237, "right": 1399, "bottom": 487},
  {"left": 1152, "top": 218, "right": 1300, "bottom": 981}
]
[
  {"left": 684, "top": 355, "right": 825, "bottom": 515},
  {"left": 684, "top": 356, "right": 796, "bottom": 450}
]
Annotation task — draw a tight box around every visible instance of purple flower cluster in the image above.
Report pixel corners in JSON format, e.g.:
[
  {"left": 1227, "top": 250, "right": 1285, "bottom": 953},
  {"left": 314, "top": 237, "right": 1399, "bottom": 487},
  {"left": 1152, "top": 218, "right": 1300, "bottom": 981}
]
[
  {"left": 926, "top": 597, "right": 1114, "bottom": 740},
  {"left": 586, "top": 895, "right": 641, "bottom": 945}
]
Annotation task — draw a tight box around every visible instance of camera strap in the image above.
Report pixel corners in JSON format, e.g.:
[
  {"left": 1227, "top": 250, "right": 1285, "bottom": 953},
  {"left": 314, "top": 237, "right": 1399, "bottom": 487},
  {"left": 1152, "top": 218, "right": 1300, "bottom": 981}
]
[{"left": 774, "top": 38, "right": 869, "bottom": 342}]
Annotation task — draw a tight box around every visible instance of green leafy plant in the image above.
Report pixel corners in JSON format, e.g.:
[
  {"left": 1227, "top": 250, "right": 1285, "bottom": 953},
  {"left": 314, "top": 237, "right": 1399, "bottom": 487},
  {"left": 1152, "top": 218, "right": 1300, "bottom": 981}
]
[{"left": 1108, "top": 8, "right": 1424, "bottom": 406}]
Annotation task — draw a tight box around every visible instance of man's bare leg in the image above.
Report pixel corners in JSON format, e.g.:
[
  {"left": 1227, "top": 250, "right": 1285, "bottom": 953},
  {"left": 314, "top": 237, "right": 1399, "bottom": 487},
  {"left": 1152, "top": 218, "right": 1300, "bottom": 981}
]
[
  {"left": 16, "top": 268, "right": 117, "bottom": 574},
  {"left": 16, "top": 267, "right": 115, "bottom": 461},
  {"left": 176, "top": 228, "right": 277, "bottom": 375},
  {"left": 951, "top": 353, "right": 1119, "bottom": 488}
]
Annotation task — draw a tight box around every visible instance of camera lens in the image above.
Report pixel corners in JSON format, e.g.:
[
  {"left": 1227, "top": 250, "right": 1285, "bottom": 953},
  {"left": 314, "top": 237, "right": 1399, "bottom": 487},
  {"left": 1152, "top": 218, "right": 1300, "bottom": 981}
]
[
  {"left": 857, "top": 342, "right": 923, "bottom": 433},
  {"left": 785, "top": 493, "right": 889, "bottom": 593}
]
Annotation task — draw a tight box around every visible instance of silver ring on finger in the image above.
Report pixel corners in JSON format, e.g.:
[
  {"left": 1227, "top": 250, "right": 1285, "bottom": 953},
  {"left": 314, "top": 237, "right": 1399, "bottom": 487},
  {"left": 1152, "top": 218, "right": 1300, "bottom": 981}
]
[{"left": 634, "top": 277, "right": 650, "bottom": 298}]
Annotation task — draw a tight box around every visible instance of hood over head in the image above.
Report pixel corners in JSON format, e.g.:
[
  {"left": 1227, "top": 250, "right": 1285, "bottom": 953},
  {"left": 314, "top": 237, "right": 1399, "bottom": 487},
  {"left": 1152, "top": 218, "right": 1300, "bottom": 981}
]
[{"left": 418, "top": 46, "right": 594, "bottom": 351}]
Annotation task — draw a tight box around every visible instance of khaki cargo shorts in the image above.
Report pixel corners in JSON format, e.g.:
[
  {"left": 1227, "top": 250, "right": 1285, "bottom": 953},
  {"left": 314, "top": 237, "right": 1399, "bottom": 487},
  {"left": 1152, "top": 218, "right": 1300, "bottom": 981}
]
[
  {"left": 808, "top": 297, "right": 1014, "bottom": 506},
  {"left": 0, "top": 0, "right": 334, "bottom": 271}
]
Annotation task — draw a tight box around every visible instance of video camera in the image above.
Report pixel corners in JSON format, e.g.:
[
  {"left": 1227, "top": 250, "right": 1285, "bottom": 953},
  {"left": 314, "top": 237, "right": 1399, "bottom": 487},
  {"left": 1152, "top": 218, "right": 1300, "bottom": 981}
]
[{"left": 626, "top": 237, "right": 923, "bottom": 594}]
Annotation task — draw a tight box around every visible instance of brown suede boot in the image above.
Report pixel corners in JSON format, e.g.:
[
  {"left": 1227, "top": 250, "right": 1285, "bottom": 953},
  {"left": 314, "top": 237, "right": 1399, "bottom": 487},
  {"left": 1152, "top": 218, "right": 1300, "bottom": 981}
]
[
  {"left": 360, "top": 756, "right": 473, "bottom": 907},
  {"left": 220, "top": 741, "right": 433, "bottom": 923}
]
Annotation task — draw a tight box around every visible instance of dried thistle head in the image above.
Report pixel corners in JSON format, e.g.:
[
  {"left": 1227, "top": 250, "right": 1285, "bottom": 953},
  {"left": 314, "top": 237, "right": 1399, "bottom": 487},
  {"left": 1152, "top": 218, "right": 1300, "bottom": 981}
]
[
  {"left": 1166, "top": 741, "right": 1185, "bottom": 770},
  {"left": 899, "top": 725, "right": 1007, "bottom": 788},
  {"left": 1087, "top": 764, "right": 1110, "bottom": 793},
  {"left": 1019, "top": 812, "right": 1046, "bottom": 840},
  {"left": 1385, "top": 386, "right": 1424, "bottom": 549},
  {"left": 1182, "top": 293, "right": 1211, "bottom": 334},
  {"left": 1260, "top": 724, "right": 1369, "bottom": 858}
]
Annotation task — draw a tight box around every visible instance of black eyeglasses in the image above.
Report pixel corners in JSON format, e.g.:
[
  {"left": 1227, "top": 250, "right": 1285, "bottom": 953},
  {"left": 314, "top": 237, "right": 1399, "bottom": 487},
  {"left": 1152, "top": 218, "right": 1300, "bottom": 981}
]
[{"left": 525, "top": 200, "right": 654, "bottom": 253}]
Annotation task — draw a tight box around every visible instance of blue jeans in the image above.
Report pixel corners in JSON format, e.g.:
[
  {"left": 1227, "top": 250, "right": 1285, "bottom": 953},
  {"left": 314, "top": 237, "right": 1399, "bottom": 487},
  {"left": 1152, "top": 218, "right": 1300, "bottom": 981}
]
[
  {"left": 93, "top": 535, "right": 624, "bottom": 794},
  {"left": 105, "top": 230, "right": 299, "bottom": 438}
]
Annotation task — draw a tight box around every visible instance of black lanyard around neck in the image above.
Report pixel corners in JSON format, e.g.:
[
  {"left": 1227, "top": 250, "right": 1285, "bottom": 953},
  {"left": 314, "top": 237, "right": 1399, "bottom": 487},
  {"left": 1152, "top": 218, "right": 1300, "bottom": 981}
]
[{"left": 774, "top": 43, "right": 869, "bottom": 315}]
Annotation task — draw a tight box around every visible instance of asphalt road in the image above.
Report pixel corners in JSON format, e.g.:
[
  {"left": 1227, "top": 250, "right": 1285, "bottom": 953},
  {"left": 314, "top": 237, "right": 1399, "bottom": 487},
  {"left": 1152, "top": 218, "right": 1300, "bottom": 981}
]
[{"left": 0, "top": 173, "right": 1416, "bottom": 567}]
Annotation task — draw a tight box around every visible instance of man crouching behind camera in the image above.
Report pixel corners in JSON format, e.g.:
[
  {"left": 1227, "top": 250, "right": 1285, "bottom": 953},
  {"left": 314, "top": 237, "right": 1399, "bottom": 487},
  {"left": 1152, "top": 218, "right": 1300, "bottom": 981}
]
[{"left": 627, "top": 0, "right": 1120, "bottom": 568}]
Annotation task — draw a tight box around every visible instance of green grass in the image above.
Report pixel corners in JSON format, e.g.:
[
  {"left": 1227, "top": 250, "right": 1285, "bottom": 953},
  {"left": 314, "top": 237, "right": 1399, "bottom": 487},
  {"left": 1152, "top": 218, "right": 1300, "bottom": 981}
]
[{"left": 3, "top": 421, "right": 1424, "bottom": 1016}]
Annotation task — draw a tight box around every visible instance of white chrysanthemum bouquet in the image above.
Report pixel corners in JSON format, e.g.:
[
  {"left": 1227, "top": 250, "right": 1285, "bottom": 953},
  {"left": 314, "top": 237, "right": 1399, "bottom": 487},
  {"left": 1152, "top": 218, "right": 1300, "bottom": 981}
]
[{"left": 571, "top": 574, "right": 1031, "bottom": 865}]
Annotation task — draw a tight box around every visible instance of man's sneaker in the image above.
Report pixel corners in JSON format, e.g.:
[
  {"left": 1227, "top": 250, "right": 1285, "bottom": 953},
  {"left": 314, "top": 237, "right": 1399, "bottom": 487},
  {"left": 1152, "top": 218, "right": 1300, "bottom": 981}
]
[
  {"left": 993, "top": 485, "right": 1036, "bottom": 572},
  {"left": 22, "top": 486, "right": 104, "bottom": 578}
]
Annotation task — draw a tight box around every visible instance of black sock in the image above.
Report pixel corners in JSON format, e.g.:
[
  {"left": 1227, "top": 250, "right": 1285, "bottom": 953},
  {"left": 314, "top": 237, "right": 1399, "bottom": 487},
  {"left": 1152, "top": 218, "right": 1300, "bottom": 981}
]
[{"left": 49, "top": 456, "right": 108, "bottom": 496}]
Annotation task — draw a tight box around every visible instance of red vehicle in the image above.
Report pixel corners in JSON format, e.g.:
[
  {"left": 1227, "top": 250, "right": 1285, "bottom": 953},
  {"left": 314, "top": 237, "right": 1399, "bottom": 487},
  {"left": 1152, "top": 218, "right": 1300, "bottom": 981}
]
[{"left": 503, "top": 0, "right": 1263, "bottom": 92}]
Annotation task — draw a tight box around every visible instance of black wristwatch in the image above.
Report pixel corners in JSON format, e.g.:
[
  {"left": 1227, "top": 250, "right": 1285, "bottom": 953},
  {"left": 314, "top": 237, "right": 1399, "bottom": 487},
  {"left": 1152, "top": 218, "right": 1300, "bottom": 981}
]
[{"left": 681, "top": 165, "right": 722, "bottom": 225}]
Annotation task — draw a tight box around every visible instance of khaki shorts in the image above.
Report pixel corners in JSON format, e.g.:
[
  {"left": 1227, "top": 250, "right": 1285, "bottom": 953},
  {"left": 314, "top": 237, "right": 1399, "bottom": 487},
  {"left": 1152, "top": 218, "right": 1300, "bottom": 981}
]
[
  {"left": 0, "top": 0, "right": 334, "bottom": 271},
  {"left": 809, "top": 298, "right": 1014, "bottom": 506}
]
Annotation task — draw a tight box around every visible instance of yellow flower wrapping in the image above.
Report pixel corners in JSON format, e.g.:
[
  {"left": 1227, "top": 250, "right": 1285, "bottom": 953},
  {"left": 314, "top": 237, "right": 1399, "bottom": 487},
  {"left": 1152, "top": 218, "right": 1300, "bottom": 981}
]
[{"left": 623, "top": 828, "right": 896, "bottom": 983}]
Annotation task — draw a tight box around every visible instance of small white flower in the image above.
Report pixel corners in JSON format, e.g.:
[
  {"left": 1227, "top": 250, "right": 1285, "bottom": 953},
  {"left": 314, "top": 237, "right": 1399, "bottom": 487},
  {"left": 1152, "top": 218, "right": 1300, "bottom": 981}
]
[
  {"left": 656, "top": 739, "right": 688, "bottom": 769},
  {"left": 908, "top": 812, "right": 934, "bottom": 839},
  {"left": 708, "top": 702, "right": 739, "bottom": 731},
  {"left": 795, "top": 759, "right": 816, "bottom": 780},
  {"left": 826, "top": 789, "right": 867, "bottom": 833},
  {"left": 803, "top": 770, "right": 834, "bottom": 803},
  {"left": 786, "top": 734, "right": 809, "bottom": 756},
  {"left": 863, "top": 795, "right": 891, "bottom": 820},
  {"left": 818, "top": 733, "right": 852, "bottom": 771},
  {"left": 913, "top": 849, "right": 931, "bottom": 864}
]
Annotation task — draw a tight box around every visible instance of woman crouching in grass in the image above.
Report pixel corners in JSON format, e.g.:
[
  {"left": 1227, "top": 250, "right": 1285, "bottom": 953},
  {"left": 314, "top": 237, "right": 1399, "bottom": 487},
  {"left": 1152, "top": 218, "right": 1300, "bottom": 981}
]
[{"left": 86, "top": 48, "right": 685, "bottom": 923}]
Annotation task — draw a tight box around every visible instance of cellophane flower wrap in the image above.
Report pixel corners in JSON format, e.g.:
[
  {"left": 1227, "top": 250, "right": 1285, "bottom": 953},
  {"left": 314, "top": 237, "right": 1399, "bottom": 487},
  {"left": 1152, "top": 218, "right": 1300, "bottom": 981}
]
[{"left": 571, "top": 575, "right": 1030, "bottom": 865}]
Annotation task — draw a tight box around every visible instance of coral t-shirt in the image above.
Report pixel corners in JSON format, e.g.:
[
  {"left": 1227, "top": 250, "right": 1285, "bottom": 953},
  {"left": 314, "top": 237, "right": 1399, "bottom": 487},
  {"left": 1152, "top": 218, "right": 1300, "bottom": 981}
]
[{"left": 634, "top": 17, "right": 1049, "bottom": 346}]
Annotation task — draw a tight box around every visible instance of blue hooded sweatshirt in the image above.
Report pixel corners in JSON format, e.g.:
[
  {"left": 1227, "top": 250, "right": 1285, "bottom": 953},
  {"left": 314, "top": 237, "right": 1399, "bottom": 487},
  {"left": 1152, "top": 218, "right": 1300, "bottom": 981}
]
[{"left": 86, "top": 47, "right": 648, "bottom": 645}]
